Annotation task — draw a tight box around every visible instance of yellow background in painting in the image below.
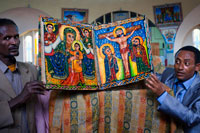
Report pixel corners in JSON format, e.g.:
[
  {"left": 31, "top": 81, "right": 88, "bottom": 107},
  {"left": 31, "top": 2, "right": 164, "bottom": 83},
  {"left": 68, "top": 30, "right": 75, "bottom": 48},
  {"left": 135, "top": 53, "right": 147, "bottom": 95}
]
[{"left": 129, "top": 56, "right": 138, "bottom": 77}]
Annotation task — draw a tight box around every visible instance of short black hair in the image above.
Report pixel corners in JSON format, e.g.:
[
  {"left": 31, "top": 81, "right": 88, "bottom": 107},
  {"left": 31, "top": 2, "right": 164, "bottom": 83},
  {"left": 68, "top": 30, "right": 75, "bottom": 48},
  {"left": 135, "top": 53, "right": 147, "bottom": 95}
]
[
  {"left": 0, "top": 18, "right": 17, "bottom": 27},
  {"left": 175, "top": 45, "right": 200, "bottom": 64}
]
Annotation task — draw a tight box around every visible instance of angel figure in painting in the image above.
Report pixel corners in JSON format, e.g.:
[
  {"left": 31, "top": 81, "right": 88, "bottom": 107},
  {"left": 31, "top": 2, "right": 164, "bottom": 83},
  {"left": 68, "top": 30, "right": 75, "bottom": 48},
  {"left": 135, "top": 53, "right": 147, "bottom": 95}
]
[
  {"left": 61, "top": 41, "right": 85, "bottom": 85},
  {"left": 82, "top": 28, "right": 93, "bottom": 47},
  {"left": 81, "top": 28, "right": 95, "bottom": 79},
  {"left": 44, "top": 23, "right": 56, "bottom": 46},
  {"left": 130, "top": 37, "right": 151, "bottom": 74},
  {"left": 106, "top": 26, "right": 135, "bottom": 78},
  {"left": 102, "top": 45, "right": 119, "bottom": 82}
]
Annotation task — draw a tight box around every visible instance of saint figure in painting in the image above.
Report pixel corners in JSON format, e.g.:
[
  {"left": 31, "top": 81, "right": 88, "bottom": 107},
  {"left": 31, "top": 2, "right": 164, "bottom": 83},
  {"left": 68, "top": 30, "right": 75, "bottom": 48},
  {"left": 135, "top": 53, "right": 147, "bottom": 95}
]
[
  {"left": 82, "top": 28, "right": 92, "bottom": 47},
  {"left": 44, "top": 23, "right": 68, "bottom": 79},
  {"left": 44, "top": 23, "right": 56, "bottom": 46},
  {"left": 102, "top": 45, "right": 119, "bottom": 82},
  {"left": 82, "top": 28, "right": 95, "bottom": 79},
  {"left": 106, "top": 26, "right": 135, "bottom": 78},
  {"left": 130, "top": 37, "right": 151, "bottom": 74},
  {"left": 61, "top": 41, "right": 85, "bottom": 85}
]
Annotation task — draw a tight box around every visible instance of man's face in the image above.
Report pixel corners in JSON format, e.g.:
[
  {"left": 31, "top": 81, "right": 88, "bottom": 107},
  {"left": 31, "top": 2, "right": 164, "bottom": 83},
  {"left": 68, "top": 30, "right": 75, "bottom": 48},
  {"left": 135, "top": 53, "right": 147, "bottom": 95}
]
[
  {"left": 174, "top": 50, "right": 198, "bottom": 81},
  {"left": 0, "top": 25, "right": 20, "bottom": 57},
  {"left": 66, "top": 32, "right": 75, "bottom": 45}
]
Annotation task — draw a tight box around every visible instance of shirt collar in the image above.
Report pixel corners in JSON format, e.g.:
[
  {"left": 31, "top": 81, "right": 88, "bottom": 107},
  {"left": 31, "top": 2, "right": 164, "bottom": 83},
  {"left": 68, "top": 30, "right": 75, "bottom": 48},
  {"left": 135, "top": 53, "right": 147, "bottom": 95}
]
[
  {"left": 0, "top": 60, "right": 19, "bottom": 73},
  {"left": 0, "top": 60, "right": 9, "bottom": 73},
  {"left": 175, "top": 72, "right": 197, "bottom": 90}
]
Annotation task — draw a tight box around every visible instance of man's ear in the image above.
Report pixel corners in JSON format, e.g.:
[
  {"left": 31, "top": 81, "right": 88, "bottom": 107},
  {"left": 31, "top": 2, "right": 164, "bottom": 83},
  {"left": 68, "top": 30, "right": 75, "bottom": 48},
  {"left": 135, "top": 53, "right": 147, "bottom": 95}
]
[{"left": 195, "top": 63, "right": 200, "bottom": 71}]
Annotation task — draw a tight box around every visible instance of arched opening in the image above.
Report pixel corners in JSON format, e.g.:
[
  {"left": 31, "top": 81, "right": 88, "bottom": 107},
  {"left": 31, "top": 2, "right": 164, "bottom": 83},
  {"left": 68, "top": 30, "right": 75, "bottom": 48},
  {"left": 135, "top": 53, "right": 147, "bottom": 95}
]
[{"left": 174, "top": 4, "right": 200, "bottom": 53}]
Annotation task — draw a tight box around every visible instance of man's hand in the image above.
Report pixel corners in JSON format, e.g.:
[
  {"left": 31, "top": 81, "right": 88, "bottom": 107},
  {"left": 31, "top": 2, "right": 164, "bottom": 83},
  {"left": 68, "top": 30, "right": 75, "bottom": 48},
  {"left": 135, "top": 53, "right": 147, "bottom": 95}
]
[
  {"left": 9, "top": 81, "right": 46, "bottom": 109},
  {"left": 145, "top": 74, "right": 166, "bottom": 96}
]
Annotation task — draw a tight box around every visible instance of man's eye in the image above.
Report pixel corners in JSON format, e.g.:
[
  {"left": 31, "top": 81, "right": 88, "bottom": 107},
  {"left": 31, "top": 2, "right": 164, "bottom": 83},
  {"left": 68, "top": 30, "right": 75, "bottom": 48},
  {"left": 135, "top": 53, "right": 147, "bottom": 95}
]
[
  {"left": 175, "top": 60, "right": 180, "bottom": 64},
  {"left": 4, "top": 36, "right": 11, "bottom": 40},
  {"left": 14, "top": 35, "right": 19, "bottom": 39},
  {"left": 185, "top": 62, "right": 190, "bottom": 66}
]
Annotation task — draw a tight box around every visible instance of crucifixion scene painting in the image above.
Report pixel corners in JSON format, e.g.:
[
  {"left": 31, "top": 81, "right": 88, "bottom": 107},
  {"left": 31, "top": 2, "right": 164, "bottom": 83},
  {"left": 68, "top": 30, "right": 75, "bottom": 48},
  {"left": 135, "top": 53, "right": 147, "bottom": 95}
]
[{"left": 93, "top": 16, "right": 152, "bottom": 89}]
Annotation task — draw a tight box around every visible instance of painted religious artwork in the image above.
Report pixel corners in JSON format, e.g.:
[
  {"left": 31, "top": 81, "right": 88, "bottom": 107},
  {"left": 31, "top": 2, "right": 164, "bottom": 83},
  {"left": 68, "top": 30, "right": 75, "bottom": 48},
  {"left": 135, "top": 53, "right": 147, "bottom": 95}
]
[
  {"left": 93, "top": 16, "right": 152, "bottom": 89},
  {"left": 39, "top": 17, "right": 97, "bottom": 90},
  {"left": 153, "top": 3, "right": 182, "bottom": 27},
  {"left": 113, "top": 11, "right": 129, "bottom": 22},
  {"left": 39, "top": 16, "right": 152, "bottom": 90},
  {"left": 62, "top": 8, "right": 88, "bottom": 24},
  {"left": 160, "top": 26, "right": 178, "bottom": 53}
]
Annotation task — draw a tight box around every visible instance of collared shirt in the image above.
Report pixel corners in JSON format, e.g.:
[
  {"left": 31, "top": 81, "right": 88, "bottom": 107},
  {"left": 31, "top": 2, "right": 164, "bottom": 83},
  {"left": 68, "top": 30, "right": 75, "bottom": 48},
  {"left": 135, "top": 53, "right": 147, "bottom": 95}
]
[
  {"left": 0, "top": 60, "right": 23, "bottom": 95},
  {"left": 158, "top": 72, "right": 197, "bottom": 104},
  {"left": 0, "top": 60, "right": 29, "bottom": 133}
]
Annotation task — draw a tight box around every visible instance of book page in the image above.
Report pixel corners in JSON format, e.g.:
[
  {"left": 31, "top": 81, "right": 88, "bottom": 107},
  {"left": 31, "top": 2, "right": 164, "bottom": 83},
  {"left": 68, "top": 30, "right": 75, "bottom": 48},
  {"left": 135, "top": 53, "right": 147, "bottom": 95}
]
[
  {"left": 39, "top": 16, "right": 98, "bottom": 90},
  {"left": 93, "top": 16, "right": 153, "bottom": 89}
]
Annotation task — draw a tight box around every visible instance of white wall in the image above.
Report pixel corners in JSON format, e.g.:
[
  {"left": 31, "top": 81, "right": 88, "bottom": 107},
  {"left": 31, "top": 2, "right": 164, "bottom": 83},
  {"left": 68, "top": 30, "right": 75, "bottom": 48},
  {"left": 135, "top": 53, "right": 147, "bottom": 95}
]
[
  {"left": 1, "top": 0, "right": 200, "bottom": 63},
  {"left": 174, "top": 4, "right": 200, "bottom": 54},
  {"left": 1, "top": 0, "right": 200, "bottom": 24}
]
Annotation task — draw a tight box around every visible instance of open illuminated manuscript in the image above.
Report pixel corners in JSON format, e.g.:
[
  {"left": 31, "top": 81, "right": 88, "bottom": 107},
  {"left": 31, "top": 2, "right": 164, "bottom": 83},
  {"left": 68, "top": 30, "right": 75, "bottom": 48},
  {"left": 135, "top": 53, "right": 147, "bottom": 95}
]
[{"left": 38, "top": 16, "right": 153, "bottom": 90}]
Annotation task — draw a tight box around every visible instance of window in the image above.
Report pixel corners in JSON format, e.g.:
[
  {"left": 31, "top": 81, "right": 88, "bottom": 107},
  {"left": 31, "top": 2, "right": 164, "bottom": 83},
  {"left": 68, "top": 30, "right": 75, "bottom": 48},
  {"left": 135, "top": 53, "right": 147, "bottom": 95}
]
[
  {"left": 192, "top": 28, "right": 200, "bottom": 50},
  {"left": 20, "top": 29, "right": 38, "bottom": 65},
  {"left": 24, "top": 35, "right": 33, "bottom": 62}
]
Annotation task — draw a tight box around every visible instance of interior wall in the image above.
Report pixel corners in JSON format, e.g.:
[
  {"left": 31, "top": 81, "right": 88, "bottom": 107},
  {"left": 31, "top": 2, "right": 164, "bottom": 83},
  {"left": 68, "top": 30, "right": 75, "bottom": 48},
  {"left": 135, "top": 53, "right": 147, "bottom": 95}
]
[
  {"left": 1, "top": 0, "right": 200, "bottom": 24},
  {"left": 174, "top": 4, "right": 200, "bottom": 54},
  {"left": 1, "top": 0, "right": 200, "bottom": 64}
]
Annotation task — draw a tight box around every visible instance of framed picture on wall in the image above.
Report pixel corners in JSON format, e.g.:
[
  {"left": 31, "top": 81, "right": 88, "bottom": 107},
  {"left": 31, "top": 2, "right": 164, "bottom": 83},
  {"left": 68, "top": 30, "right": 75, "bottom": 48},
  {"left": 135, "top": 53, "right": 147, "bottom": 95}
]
[
  {"left": 113, "top": 11, "right": 129, "bottom": 22},
  {"left": 153, "top": 3, "right": 183, "bottom": 27},
  {"left": 62, "top": 8, "right": 88, "bottom": 24}
]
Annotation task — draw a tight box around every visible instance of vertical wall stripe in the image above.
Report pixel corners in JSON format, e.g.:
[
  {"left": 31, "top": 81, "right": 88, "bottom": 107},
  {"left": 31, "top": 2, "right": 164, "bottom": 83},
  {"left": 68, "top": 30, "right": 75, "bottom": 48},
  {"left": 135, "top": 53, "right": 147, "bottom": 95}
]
[
  {"left": 137, "top": 89, "right": 147, "bottom": 132},
  {"left": 90, "top": 92, "right": 99, "bottom": 132},
  {"left": 70, "top": 95, "right": 78, "bottom": 132},
  {"left": 117, "top": 90, "right": 126, "bottom": 133},
  {"left": 104, "top": 91, "right": 112, "bottom": 132},
  {"left": 84, "top": 94, "right": 93, "bottom": 132},
  {"left": 110, "top": 90, "right": 119, "bottom": 133},
  {"left": 130, "top": 90, "right": 140, "bottom": 132},
  {"left": 123, "top": 90, "right": 133, "bottom": 132},
  {"left": 77, "top": 94, "right": 86, "bottom": 133},
  {"left": 63, "top": 93, "right": 71, "bottom": 133},
  {"left": 51, "top": 92, "right": 65, "bottom": 132},
  {"left": 98, "top": 91, "right": 105, "bottom": 132}
]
